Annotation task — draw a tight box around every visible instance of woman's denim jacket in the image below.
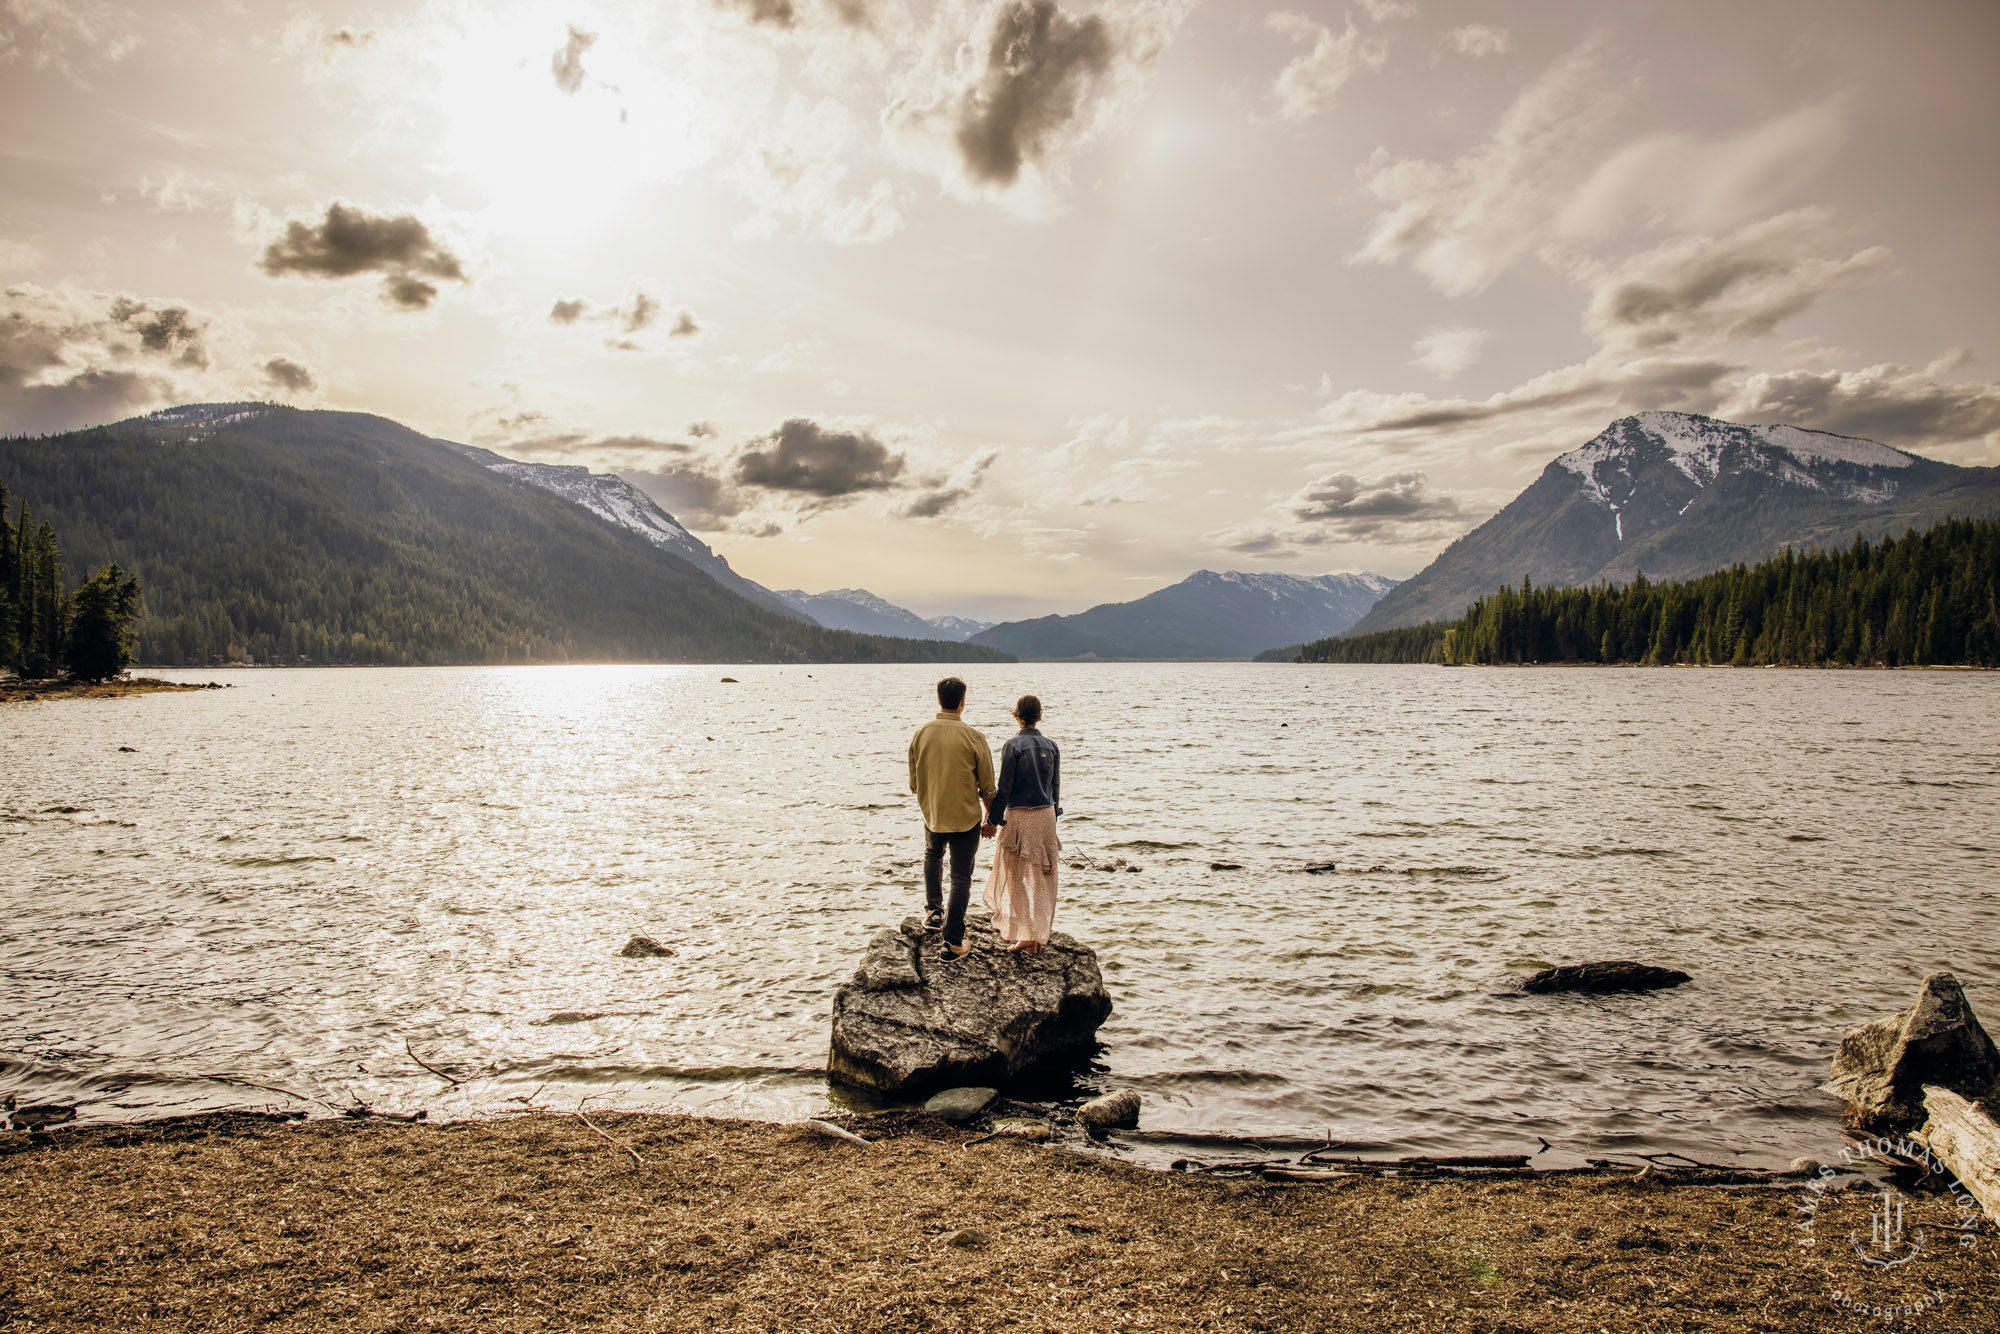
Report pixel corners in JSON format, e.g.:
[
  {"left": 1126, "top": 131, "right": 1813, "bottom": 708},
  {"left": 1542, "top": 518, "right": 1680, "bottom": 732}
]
[{"left": 988, "top": 728, "right": 1060, "bottom": 825}]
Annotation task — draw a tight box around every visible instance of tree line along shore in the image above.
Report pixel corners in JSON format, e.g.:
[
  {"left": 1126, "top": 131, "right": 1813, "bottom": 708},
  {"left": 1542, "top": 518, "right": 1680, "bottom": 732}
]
[{"left": 1290, "top": 517, "right": 2000, "bottom": 668}]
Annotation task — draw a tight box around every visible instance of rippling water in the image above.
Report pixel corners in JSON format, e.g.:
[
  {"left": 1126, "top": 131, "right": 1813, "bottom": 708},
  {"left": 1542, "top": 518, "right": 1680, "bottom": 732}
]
[{"left": 3, "top": 664, "right": 1995, "bottom": 1167}]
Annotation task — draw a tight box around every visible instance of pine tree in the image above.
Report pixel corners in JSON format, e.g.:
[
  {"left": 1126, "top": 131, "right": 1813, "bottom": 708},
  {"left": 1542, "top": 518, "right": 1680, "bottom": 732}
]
[{"left": 66, "top": 564, "right": 142, "bottom": 681}]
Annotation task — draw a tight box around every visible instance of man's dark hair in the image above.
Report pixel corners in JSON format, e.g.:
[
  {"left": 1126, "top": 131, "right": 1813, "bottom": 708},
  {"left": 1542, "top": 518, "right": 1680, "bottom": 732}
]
[
  {"left": 1014, "top": 694, "right": 1041, "bottom": 727},
  {"left": 937, "top": 676, "right": 967, "bottom": 710}
]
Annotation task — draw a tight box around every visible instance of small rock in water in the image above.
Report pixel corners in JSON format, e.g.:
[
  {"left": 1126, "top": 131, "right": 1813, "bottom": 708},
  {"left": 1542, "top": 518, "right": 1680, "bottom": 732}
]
[
  {"left": 1521, "top": 961, "right": 1691, "bottom": 995},
  {"left": 719, "top": 676, "right": 739, "bottom": 683},
  {"left": 1078, "top": 1089, "right": 1142, "bottom": 1132},
  {"left": 1826, "top": 971, "right": 2000, "bottom": 1134},
  {"left": 938, "top": 1228, "right": 990, "bottom": 1249},
  {"left": 117, "top": 746, "right": 137, "bottom": 753},
  {"left": 618, "top": 935, "right": 676, "bottom": 958},
  {"left": 924, "top": 1087, "right": 998, "bottom": 1123},
  {"left": 1208, "top": 861, "right": 1243, "bottom": 871}
]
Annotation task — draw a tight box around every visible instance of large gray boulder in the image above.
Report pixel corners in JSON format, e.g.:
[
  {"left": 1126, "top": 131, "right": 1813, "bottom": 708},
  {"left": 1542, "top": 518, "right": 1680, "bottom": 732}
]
[
  {"left": 828, "top": 915, "right": 1113, "bottom": 1095},
  {"left": 1827, "top": 972, "right": 2000, "bottom": 1134}
]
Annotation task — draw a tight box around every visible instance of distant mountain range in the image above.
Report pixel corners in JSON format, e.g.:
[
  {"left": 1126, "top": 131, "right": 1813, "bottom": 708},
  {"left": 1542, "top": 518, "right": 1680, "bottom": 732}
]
[
  {"left": 0, "top": 405, "right": 1009, "bottom": 666},
  {"left": 773, "top": 588, "right": 994, "bottom": 641},
  {"left": 1351, "top": 411, "right": 2000, "bottom": 633},
  {"left": 970, "top": 570, "right": 1398, "bottom": 659}
]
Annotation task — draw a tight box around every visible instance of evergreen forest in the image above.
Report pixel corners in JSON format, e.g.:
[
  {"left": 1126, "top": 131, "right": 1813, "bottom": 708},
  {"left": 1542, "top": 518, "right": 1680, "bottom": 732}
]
[
  {"left": 1293, "top": 518, "right": 2000, "bottom": 668},
  {"left": 2, "top": 479, "right": 143, "bottom": 681}
]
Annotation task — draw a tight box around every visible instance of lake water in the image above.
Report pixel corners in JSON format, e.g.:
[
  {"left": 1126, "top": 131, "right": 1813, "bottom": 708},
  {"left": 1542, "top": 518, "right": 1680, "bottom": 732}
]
[{"left": 3, "top": 664, "right": 1995, "bottom": 1168}]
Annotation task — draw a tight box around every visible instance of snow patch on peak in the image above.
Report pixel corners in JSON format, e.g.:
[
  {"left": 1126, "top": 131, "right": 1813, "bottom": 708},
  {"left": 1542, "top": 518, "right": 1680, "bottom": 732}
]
[{"left": 1754, "top": 423, "right": 1914, "bottom": 470}]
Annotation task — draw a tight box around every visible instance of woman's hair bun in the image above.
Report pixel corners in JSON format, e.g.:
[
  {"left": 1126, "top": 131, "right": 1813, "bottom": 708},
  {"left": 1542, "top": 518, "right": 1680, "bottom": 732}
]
[{"left": 1014, "top": 694, "right": 1042, "bottom": 726}]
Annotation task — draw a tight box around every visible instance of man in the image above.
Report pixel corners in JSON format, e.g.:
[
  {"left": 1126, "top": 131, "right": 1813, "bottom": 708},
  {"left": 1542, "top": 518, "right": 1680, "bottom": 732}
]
[{"left": 908, "top": 676, "right": 997, "bottom": 960}]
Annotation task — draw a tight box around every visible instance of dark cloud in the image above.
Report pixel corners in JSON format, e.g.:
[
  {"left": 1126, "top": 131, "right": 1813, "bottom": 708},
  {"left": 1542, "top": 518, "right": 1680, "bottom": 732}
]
[
  {"left": 898, "top": 486, "right": 969, "bottom": 519},
  {"left": 107, "top": 298, "right": 208, "bottom": 368},
  {"left": 1582, "top": 214, "right": 1891, "bottom": 352},
  {"left": 0, "top": 289, "right": 199, "bottom": 434},
  {"left": 551, "top": 25, "right": 596, "bottom": 95},
  {"left": 687, "top": 420, "right": 719, "bottom": 438},
  {"left": 1729, "top": 354, "right": 2000, "bottom": 448},
  {"left": 620, "top": 291, "right": 659, "bottom": 333},
  {"left": 548, "top": 297, "right": 588, "bottom": 325},
  {"left": 1288, "top": 470, "right": 1469, "bottom": 541},
  {"left": 952, "top": 0, "right": 1114, "bottom": 186},
  {"left": 258, "top": 202, "right": 468, "bottom": 310},
  {"left": 326, "top": 28, "right": 373, "bottom": 48},
  {"left": 622, "top": 464, "right": 747, "bottom": 529},
  {"left": 715, "top": 0, "right": 798, "bottom": 27},
  {"left": 262, "top": 357, "right": 315, "bottom": 394},
  {"left": 669, "top": 310, "right": 699, "bottom": 338},
  {"left": 734, "top": 417, "right": 907, "bottom": 496}
]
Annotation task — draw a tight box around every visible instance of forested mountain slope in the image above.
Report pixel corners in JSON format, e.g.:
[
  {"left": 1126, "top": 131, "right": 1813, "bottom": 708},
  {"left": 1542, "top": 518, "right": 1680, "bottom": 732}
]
[{"left": 0, "top": 404, "right": 1009, "bottom": 665}]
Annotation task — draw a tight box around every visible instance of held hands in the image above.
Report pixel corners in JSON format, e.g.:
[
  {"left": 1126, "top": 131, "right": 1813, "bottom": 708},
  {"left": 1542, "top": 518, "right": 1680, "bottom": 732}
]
[{"left": 980, "top": 823, "right": 998, "bottom": 839}]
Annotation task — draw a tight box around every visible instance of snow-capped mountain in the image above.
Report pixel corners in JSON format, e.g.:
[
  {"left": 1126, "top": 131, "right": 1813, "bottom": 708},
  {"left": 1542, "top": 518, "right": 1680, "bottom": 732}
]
[
  {"left": 448, "top": 446, "right": 808, "bottom": 621},
  {"left": 1351, "top": 411, "right": 2000, "bottom": 632},
  {"left": 773, "top": 588, "right": 994, "bottom": 641},
  {"left": 971, "top": 570, "right": 1400, "bottom": 659}
]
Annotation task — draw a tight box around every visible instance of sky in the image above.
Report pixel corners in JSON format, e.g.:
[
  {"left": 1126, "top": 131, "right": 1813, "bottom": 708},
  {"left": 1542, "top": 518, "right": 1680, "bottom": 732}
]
[{"left": 3, "top": 0, "right": 1998, "bottom": 621}]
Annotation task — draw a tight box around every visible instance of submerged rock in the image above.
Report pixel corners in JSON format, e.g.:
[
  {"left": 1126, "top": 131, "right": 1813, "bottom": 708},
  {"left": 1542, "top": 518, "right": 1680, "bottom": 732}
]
[
  {"left": 923, "top": 1087, "right": 998, "bottom": 1123},
  {"left": 1078, "top": 1089, "right": 1142, "bottom": 1133},
  {"left": 827, "top": 915, "right": 1113, "bottom": 1096},
  {"left": 1521, "top": 961, "right": 1691, "bottom": 995},
  {"left": 1827, "top": 971, "right": 2000, "bottom": 1134},
  {"left": 618, "top": 935, "right": 676, "bottom": 959}
]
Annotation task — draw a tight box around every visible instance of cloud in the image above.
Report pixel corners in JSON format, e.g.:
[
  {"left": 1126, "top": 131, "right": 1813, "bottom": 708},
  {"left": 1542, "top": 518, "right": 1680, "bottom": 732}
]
[
  {"left": 624, "top": 462, "right": 749, "bottom": 528},
  {"left": 1444, "top": 23, "right": 1507, "bottom": 58},
  {"left": 688, "top": 420, "right": 719, "bottom": 438},
  {"left": 732, "top": 96, "right": 905, "bottom": 244},
  {"left": 1557, "top": 100, "right": 1848, "bottom": 242},
  {"left": 0, "top": 284, "right": 211, "bottom": 433},
  {"left": 1287, "top": 470, "right": 1469, "bottom": 540},
  {"left": 1353, "top": 38, "right": 1614, "bottom": 296},
  {"left": 544, "top": 287, "right": 702, "bottom": 349},
  {"left": 262, "top": 356, "right": 316, "bottom": 394},
  {"left": 734, "top": 417, "right": 907, "bottom": 497},
  {"left": 0, "top": 0, "right": 140, "bottom": 83},
  {"left": 1410, "top": 327, "right": 1490, "bottom": 379},
  {"left": 257, "top": 202, "right": 469, "bottom": 310},
  {"left": 898, "top": 448, "right": 999, "bottom": 518},
  {"left": 550, "top": 25, "right": 596, "bottom": 94},
  {"left": 715, "top": 0, "right": 798, "bottom": 27},
  {"left": 1580, "top": 210, "right": 1890, "bottom": 352},
  {"left": 1211, "top": 468, "right": 1477, "bottom": 554},
  {"left": 1264, "top": 11, "right": 1385, "bottom": 121},
  {"left": 1353, "top": 0, "right": 1413, "bottom": 19},
  {"left": 1724, "top": 350, "right": 2000, "bottom": 451},
  {"left": 888, "top": 0, "right": 1183, "bottom": 200}
]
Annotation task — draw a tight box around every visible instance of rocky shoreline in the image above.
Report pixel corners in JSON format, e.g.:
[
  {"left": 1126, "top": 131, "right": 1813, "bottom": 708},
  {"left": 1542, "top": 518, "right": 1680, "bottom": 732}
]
[
  {"left": 0, "top": 674, "right": 220, "bottom": 703},
  {"left": 5, "top": 1107, "right": 1997, "bottom": 1333}
]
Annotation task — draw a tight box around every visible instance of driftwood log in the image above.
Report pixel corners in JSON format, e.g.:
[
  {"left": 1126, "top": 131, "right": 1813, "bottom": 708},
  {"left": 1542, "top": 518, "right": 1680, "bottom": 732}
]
[{"left": 1918, "top": 1084, "right": 2000, "bottom": 1221}]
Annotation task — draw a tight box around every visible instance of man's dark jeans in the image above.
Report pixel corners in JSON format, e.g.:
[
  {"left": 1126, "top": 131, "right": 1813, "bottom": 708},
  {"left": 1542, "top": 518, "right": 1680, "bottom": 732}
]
[{"left": 924, "top": 823, "right": 981, "bottom": 947}]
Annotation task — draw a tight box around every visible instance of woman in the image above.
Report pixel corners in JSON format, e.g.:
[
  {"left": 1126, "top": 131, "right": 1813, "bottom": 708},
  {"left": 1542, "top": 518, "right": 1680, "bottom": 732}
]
[{"left": 982, "top": 694, "right": 1061, "bottom": 955}]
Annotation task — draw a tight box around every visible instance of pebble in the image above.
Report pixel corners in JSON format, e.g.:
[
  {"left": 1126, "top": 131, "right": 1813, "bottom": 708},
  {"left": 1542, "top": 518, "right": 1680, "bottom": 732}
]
[
  {"left": 923, "top": 1087, "right": 998, "bottom": 1123},
  {"left": 939, "top": 1229, "right": 990, "bottom": 1249},
  {"left": 618, "top": 935, "right": 676, "bottom": 958}
]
